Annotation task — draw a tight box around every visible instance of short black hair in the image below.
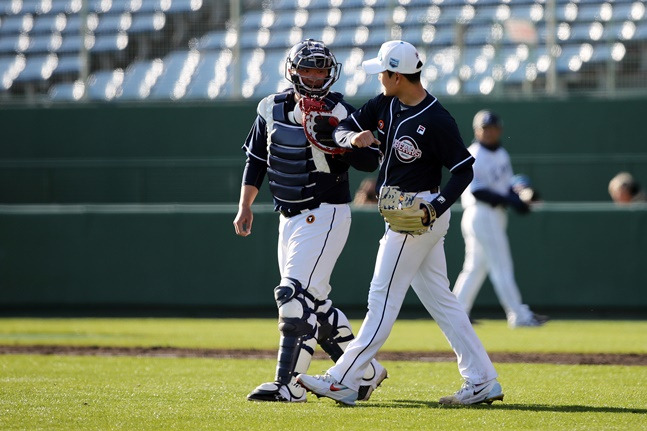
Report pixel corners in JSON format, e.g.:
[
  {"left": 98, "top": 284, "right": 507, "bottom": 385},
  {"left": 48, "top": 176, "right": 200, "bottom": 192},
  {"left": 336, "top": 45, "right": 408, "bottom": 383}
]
[{"left": 386, "top": 67, "right": 422, "bottom": 84}]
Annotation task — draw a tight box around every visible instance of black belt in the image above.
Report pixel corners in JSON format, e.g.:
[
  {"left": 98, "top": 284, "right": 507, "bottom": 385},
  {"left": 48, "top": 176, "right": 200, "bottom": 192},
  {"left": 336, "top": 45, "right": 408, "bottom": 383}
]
[{"left": 279, "top": 204, "right": 320, "bottom": 218}]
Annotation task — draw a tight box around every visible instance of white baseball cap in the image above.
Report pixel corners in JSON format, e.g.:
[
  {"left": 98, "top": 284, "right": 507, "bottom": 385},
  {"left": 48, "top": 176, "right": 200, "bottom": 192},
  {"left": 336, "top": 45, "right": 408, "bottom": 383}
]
[{"left": 362, "top": 40, "right": 423, "bottom": 75}]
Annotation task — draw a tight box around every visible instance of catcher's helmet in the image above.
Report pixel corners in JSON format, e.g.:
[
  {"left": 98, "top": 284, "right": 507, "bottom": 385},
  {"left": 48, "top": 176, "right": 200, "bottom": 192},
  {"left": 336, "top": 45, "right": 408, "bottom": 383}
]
[{"left": 285, "top": 39, "right": 341, "bottom": 99}]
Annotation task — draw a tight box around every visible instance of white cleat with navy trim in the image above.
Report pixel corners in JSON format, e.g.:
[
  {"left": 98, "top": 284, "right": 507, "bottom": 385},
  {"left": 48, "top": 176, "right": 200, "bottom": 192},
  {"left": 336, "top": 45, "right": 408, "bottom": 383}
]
[
  {"left": 438, "top": 379, "right": 504, "bottom": 405},
  {"left": 296, "top": 373, "right": 358, "bottom": 406}
]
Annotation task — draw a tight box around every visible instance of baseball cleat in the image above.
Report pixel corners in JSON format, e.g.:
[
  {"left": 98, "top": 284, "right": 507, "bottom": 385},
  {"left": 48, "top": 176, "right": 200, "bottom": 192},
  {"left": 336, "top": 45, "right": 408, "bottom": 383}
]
[
  {"left": 296, "top": 373, "right": 358, "bottom": 406},
  {"left": 438, "top": 379, "right": 504, "bottom": 405},
  {"left": 510, "top": 314, "right": 549, "bottom": 328},
  {"left": 247, "top": 381, "right": 306, "bottom": 402},
  {"left": 357, "top": 363, "right": 388, "bottom": 401}
]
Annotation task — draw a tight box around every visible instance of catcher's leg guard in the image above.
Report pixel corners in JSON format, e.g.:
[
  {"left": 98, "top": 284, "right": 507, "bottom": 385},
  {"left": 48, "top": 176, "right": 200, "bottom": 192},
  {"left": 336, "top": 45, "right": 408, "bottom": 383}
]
[
  {"left": 274, "top": 278, "right": 317, "bottom": 385},
  {"left": 316, "top": 306, "right": 354, "bottom": 361},
  {"left": 248, "top": 278, "right": 316, "bottom": 402}
]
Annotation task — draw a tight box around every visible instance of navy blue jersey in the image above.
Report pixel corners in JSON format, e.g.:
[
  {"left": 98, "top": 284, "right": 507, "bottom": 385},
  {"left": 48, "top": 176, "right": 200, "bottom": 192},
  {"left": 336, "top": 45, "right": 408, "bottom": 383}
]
[{"left": 334, "top": 92, "right": 474, "bottom": 216}]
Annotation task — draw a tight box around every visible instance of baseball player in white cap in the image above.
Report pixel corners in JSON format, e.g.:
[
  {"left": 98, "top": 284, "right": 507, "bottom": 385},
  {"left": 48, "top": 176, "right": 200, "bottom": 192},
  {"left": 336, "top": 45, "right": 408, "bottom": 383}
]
[{"left": 297, "top": 40, "right": 503, "bottom": 406}]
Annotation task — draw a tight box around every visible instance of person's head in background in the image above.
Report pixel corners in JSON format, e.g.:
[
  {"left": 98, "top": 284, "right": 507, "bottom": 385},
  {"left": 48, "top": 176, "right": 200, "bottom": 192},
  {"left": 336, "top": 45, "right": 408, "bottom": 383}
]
[
  {"left": 473, "top": 110, "right": 503, "bottom": 149},
  {"left": 353, "top": 177, "right": 378, "bottom": 206},
  {"left": 608, "top": 172, "right": 646, "bottom": 204}
]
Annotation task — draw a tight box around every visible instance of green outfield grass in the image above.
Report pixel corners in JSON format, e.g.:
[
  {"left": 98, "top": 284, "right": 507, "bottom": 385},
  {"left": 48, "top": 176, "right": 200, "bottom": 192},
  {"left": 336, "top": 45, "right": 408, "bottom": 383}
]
[
  {"left": 1, "top": 356, "right": 646, "bottom": 431},
  {"left": 0, "top": 318, "right": 646, "bottom": 353},
  {"left": 1, "top": 318, "right": 646, "bottom": 430}
]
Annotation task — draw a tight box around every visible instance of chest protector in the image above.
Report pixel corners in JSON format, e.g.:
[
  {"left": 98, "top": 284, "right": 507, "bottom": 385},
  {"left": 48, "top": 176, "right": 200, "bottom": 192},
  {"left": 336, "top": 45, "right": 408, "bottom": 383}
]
[{"left": 266, "top": 93, "right": 347, "bottom": 211}]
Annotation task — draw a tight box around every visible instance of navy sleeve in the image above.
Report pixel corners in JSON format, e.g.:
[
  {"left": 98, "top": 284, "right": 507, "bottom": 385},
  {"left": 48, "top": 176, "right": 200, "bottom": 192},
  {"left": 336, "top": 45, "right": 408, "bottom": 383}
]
[
  {"left": 426, "top": 110, "right": 475, "bottom": 216},
  {"left": 473, "top": 189, "right": 508, "bottom": 206},
  {"left": 241, "top": 115, "right": 268, "bottom": 189},
  {"left": 340, "top": 146, "right": 380, "bottom": 172},
  {"left": 431, "top": 162, "right": 473, "bottom": 217},
  {"left": 334, "top": 95, "right": 381, "bottom": 148}
]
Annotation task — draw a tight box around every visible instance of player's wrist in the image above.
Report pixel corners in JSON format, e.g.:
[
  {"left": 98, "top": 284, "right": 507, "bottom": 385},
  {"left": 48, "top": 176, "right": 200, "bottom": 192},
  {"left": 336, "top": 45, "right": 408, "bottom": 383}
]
[{"left": 419, "top": 201, "right": 436, "bottom": 226}]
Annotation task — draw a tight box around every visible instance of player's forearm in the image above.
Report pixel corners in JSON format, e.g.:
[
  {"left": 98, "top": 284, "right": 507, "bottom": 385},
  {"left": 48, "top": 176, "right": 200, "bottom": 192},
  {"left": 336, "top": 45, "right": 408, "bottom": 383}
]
[{"left": 238, "top": 184, "right": 259, "bottom": 209}]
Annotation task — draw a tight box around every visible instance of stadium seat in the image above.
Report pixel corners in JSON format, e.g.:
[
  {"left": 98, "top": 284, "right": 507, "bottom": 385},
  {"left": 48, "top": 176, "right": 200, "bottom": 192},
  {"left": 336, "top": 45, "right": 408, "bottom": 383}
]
[
  {"left": 183, "top": 49, "right": 234, "bottom": 99},
  {"left": 48, "top": 0, "right": 81, "bottom": 15},
  {"left": 94, "top": 13, "right": 132, "bottom": 34},
  {"left": 91, "top": 32, "right": 129, "bottom": 53},
  {"left": 87, "top": 69, "right": 124, "bottom": 100},
  {"left": 117, "top": 59, "right": 163, "bottom": 99},
  {"left": 129, "top": 12, "right": 167, "bottom": 34},
  {"left": 30, "top": 13, "right": 67, "bottom": 35},
  {"left": 0, "top": 14, "right": 33, "bottom": 35},
  {"left": 240, "top": 10, "right": 267, "bottom": 31},
  {"left": 51, "top": 54, "right": 81, "bottom": 76},
  {"left": 197, "top": 30, "right": 229, "bottom": 51},
  {"left": 23, "top": 33, "right": 61, "bottom": 54},
  {"left": 14, "top": 53, "right": 57, "bottom": 82},
  {"left": 48, "top": 81, "right": 84, "bottom": 100},
  {"left": 148, "top": 50, "right": 200, "bottom": 99},
  {"left": 57, "top": 34, "right": 84, "bottom": 54}
]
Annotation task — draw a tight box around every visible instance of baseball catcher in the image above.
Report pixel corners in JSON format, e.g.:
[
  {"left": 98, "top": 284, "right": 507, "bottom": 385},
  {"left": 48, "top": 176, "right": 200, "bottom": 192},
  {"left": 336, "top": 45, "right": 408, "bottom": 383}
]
[{"left": 233, "top": 39, "right": 386, "bottom": 404}]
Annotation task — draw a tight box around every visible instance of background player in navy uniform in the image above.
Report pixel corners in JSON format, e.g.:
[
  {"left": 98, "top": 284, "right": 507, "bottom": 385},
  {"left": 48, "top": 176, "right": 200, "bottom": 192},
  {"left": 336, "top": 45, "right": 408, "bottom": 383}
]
[
  {"left": 452, "top": 110, "right": 549, "bottom": 328},
  {"left": 297, "top": 40, "right": 503, "bottom": 406},
  {"left": 233, "top": 39, "right": 386, "bottom": 403}
]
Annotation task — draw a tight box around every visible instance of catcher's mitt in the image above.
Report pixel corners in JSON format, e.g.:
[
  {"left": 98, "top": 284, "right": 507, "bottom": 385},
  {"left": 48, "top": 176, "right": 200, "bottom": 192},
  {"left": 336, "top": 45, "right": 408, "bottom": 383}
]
[
  {"left": 378, "top": 186, "right": 436, "bottom": 236},
  {"left": 300, "top": 97, "right": 348, "bottom": 155}
]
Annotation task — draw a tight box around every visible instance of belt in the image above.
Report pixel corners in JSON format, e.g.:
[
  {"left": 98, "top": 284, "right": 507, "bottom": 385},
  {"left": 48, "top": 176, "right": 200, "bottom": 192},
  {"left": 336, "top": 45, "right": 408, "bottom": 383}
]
[
  {"left": 431, "top": 186, "right": 440, "bottom": 193},
  {"left": 279, "top": 204, "right": 320, "bottom": 218}
]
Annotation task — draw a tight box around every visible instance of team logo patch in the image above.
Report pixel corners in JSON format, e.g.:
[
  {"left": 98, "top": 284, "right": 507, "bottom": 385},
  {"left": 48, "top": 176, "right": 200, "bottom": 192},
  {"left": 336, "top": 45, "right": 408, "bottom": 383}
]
[
  {"left": 389, "top": 57, "right": 400, "bottom": 68},
  {"left": 306, "top": 215, "right": 315, "bottom": 224},
  {"left": 437, "top": 195, "right": 446, "bottom": 204},
  {"left": 417, "top": 125, "right": 426, "bottom": 135},
  {"left": 392, "top": 136, "right": 422, "bottom": 163},
  {"left": 378, "top": 120, "right": 385, "bottom": 130}
]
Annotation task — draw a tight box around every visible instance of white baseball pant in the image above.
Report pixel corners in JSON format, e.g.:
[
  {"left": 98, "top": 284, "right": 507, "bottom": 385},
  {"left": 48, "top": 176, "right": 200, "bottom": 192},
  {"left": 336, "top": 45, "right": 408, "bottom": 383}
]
[
  {"left": 453, "top": 203, "right": 534, "bottom": 325},
  {"left": 327, "top": 193, "right": 498, "bottom": 391}
]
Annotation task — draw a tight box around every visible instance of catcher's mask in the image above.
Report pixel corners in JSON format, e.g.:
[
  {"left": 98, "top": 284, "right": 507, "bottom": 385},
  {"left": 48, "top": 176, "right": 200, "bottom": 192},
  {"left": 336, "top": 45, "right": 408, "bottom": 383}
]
[{"left": 285, "top": 39, "right": 341, "bottom": 99}]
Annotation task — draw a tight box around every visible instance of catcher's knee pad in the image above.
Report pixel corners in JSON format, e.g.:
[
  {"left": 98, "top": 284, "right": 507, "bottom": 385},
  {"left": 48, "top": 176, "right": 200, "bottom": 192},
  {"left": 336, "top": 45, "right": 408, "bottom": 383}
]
[
  {"left": 316, "top": 307, "right": 355, "bottom": 362},
  {"left": 274, "top": 277, "right": 316, "bottom": 334}
]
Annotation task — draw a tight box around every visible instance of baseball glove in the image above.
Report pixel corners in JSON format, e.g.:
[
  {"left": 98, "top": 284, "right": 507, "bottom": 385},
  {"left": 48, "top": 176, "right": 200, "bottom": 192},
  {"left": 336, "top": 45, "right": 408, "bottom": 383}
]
[
  {"left": 510, "top": 174, "right": 540, "bottom": 204},
  {"left": 378, "top": 186, "right": 436, "bottom": 236},
  {"left": 300, "top": 97, "right": 348, "bottom": 155}
]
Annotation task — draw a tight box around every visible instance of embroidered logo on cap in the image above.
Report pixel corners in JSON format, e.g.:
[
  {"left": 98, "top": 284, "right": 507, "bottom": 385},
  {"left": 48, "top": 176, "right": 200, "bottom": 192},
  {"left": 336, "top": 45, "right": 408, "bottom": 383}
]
[{"left": 389, "top": 57, "right": 400, "bottom": 68}]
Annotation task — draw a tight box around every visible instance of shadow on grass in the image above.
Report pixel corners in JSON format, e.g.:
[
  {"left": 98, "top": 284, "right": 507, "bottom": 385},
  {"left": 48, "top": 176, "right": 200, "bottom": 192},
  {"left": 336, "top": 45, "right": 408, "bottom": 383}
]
[{"left": 376, "top": 400, "right": 647, "bottom": 414}]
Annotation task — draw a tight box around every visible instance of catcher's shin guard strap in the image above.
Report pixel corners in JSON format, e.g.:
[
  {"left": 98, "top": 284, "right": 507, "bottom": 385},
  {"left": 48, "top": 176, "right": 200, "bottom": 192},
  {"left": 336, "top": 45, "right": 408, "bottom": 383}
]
[{"left": 316, "top": 308, "right": 355, "bottom": 362}]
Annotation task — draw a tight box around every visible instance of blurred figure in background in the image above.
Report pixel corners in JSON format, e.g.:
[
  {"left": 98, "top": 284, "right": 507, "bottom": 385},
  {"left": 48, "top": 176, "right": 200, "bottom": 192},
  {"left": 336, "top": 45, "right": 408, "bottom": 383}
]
[
  {"left": 452, "top": 110, "right": 548, "bottom": 329},
  {"left": 352, "top": 177, "right": 379, "bottom": 206},
  {"left": 608, "top": 172, "right": 647, "bottom": 204}
]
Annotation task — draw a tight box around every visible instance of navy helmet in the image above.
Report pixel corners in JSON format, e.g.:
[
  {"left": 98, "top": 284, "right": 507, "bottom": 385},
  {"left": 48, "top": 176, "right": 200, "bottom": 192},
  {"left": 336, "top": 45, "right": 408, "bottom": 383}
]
[{"left": 285, "top": 39, "right": 341, "bottom": 99}]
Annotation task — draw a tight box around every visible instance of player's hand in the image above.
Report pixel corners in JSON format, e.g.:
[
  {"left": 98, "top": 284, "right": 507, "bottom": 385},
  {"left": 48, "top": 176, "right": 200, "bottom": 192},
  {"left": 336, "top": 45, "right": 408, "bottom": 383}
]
[
  {"left": 350, "top": 131, "right": 380, "bottom": 148},
  {"left": 233, "top": 206, "right": 253, "bottom": 237}
]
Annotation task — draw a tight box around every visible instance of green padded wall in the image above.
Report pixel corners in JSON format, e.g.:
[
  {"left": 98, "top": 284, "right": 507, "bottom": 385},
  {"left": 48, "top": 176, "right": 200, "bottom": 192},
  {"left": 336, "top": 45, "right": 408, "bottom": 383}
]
[
  {"left": 0, "top": 204, "right": 645, "bottom": 315},
  {"left": 1, "top": 98, "right": 646, "bottom": 204}
]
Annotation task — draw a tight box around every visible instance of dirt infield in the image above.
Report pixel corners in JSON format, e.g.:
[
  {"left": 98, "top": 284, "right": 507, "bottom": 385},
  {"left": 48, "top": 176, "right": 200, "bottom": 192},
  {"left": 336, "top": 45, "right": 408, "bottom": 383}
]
[{"left": 2, "top": 345, "right": 646, "bottom": 366}]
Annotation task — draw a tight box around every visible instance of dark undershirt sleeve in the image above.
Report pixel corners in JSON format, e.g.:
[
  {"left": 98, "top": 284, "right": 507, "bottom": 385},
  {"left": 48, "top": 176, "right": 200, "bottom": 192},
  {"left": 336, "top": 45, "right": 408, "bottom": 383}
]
[
  {"left": 430, "top": 163, "right": 473, "bottom": 217},
  {"left": 473, "top": 189, "right": 508, "bottom": 206},
  {"left": 242, "top": 156, "right": 267, "bottom": 190}
]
